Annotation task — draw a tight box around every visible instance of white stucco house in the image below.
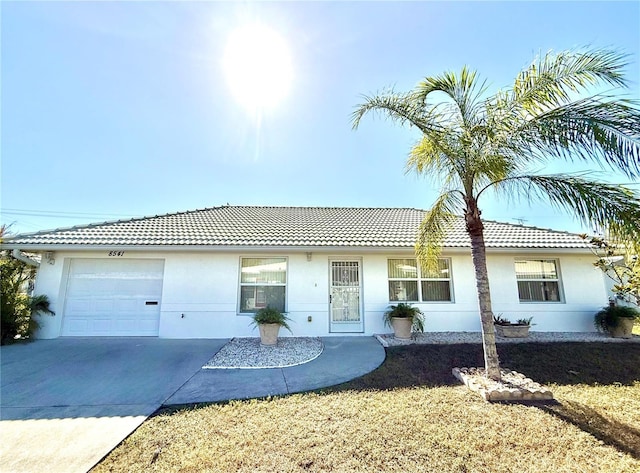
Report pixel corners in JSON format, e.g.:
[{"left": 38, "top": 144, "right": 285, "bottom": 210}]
[{"left": 3, "top": 206, "right": 608, "bottom": 339}]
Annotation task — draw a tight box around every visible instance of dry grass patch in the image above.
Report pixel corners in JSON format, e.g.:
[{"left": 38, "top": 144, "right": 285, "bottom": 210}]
[
  {"left": 547, "top": 383, "right": 640, "bottom": 458},
  {"left": 94, "top": 343, "right": 640, "bottom": 473}
]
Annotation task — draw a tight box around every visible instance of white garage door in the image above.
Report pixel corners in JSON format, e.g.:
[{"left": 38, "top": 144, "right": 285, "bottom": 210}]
[{"left": 62, "top": 259, "right": 165, "bottom": 336}]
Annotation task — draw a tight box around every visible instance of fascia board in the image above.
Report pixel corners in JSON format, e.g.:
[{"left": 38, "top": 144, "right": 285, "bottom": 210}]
[{"left": 1, "top": 243, "right": 591, "bottom": 255}]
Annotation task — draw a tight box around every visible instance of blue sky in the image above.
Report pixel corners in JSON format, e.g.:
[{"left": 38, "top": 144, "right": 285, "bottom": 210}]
[{"left": 2, "top": 1, "right": 639, "bottom": 235}]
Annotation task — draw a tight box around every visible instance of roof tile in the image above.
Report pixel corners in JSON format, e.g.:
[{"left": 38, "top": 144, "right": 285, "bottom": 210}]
[{"left": 4, "top": 206, "right": 588, "bottom": 249}]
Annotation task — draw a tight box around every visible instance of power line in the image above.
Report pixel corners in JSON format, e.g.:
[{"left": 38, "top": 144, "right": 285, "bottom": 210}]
[{"left": 0, "top": 208, "right": 137, "bottom": 220}]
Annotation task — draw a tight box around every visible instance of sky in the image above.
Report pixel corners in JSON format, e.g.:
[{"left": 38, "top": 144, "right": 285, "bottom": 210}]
[{"left": 2, "top": 0, "right": 639, "bottom": 236}]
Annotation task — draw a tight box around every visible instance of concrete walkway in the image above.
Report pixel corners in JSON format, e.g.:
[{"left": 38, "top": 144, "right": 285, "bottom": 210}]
[
  {"left": 0, "top": 337, "right": 384, "bottom": 473},
  {"left": 166, "top": 336, "right": 385, "bottom": 404}
]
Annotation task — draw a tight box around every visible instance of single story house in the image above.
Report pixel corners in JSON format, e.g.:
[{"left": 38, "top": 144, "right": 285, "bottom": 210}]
[{"left": 3, "top": 206, "right": 607, "bottom": 338}]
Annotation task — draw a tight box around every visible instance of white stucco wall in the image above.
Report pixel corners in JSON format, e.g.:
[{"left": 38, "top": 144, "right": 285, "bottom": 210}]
[
  {"left": 482, "top": 253, "right": 608, "bottom": 332},
  {"left": 31, "top": 248, "right": 609, "bottom": 338}
]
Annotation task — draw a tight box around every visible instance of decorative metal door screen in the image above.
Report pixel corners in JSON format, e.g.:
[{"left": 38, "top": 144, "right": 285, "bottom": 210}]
[{"left": 330, "top": 261, "right": 361, "bottom": 324}]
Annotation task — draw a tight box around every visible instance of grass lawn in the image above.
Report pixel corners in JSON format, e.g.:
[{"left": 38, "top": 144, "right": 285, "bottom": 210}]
[{"left": 94, "top": 342, "right": 640, "bottom": 473}]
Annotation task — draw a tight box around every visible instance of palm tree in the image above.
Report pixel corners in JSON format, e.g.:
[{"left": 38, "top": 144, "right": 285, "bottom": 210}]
[{"left": 352, "top": 48, "right": 640, "bottom": 380}]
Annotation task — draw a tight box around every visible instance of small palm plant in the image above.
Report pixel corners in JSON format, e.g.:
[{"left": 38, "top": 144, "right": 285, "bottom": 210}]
[
  {"left": 251, "top": 306, "right": 292, "bottom": 332},
  {"left": 250, "top": 306, "right": 292, "bottom": 346},
  {"left": 27, "top": 294, "right": 56, "bottom": 335},
  {"left": 594, "top": 304, "right": 639, "bottom": 338},
  {"left": 1, "top": 293, "right": 55, "bottom": 344},
  {"left": 383, "top": 303, "right": 425, "bottom": 339}
]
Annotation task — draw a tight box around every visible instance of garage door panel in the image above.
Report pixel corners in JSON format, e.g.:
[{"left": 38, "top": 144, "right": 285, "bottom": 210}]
[
  {"left": 66, "top": 279, "right": 109, "bottom": 296},
  {"left": 138, "top": 319, "right": 159, "bottom": 332},
  {"left": 68, "top": 278, "right": 162, "bottom": 296},
  {"left": 69, "top": 258, "right": 163, "bottom": 274},
  {"left": 114, "top": 299, "right": 139, "bottom": 312},
  {"left": 62, "top": 259, "right": 164, "bottom": 337},
  {"left": 64, "top": 319, "right": 89, "bottom": 334},
  {"left": 65, "top": 299, "right": 93, "bottom": 315},
  {"left": 91, "top": 318, "right": 113, "bottom": 334},
  {"left": 113, "top": 280, "right": 163, "bottom": 297},
  {"left": 115, "top": 318, "right": 138, "bottom": 332}
]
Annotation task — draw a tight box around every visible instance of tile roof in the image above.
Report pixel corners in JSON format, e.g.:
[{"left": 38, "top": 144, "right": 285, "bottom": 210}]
[{"left": 4, "top": 206, "right": 589, "bottom": 249}]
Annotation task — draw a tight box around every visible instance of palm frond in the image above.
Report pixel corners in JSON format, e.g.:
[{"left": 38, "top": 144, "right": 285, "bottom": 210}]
[
  {"left": 416, "top": 67, "right": 489, "bottom": 128},
  {"left": 498, "top": 174, "right": 640, "bottom": 240},
  {"left": 513, "top": 48, "right": 629, "bottom": 110},
  {"left": 471, "top": 152, "right": 520, "bottom": 192},
  {"left": 607, "top": 220, "right": 640, "bottom": 250},
  {"left": 516, "top": 97, "right": 640, "bottom": 177},
  {"left": 406, "top": 133, "right": 462, "bottom": 187},
  {"left": 29, "top": 294, "right": 55, "bottom": 316},
  {"left": 415, "top": 191, "right": 463, "bottom": 271},
  {"left": 351, "top": 89, "right": 440, "bottom": 134}
]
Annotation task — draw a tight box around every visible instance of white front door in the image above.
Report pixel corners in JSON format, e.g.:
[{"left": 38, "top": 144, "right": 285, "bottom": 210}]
[
  {"left": 61, "top": 258, "right": 164, "bottom": 336},
  {"left": 329, "top": 260, "right": 364, "bottom": 333}
]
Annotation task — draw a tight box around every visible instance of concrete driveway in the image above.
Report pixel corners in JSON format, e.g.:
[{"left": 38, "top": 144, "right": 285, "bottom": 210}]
[
  {"left": 1, "top": 336, "right": 385, "bottom": 473},
  {"left": 0, "top": 338, "right": 226, "bottom": 473}
]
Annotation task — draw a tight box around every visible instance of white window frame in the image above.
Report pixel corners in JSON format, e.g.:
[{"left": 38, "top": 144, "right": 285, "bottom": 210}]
[
  {"left": 238, "top": 256, "right": 288, "bottom": 314},
  {"left": 515, "top": 258, "right": 564, "bottom": 303},
  {"left": 387, "top": 258, "right": 454, "bottom": 303}
]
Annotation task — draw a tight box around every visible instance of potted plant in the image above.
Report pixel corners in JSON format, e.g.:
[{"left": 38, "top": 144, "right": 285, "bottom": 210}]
[
  {"left": 594, "top": 304, "right": 639, "bottom": 339},
  {"left": 250, "top": 306, "right": 292, "bottom": 346},
  {"left": 493, "top": 315, "right": 533, "bottom": 338},
  {"left": 383, "top": 303, "right": 424, "bottom": 339}
]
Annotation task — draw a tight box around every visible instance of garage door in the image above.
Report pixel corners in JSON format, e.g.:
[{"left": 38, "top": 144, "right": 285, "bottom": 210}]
[{"left": 62, "top": 259, "right": 165, "bottom": 336}]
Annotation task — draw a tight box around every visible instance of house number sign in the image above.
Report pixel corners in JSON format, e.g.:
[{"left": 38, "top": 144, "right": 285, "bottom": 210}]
[{"left": 108, "top": 251, "right": 125, "bottom": 257}]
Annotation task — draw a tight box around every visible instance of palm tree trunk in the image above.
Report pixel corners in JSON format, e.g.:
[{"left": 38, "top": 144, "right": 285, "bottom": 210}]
[{"left": 465, "top": 199, "right": 501, "bottom": 381}]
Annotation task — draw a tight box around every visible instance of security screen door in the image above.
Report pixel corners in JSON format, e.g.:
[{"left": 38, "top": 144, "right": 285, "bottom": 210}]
[{"left": 329, "top": 260, "right": 364, "bottom": 333}]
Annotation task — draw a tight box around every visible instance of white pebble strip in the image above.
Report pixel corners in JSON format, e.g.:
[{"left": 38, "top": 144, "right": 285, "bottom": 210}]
[
  {"left": 376, "top": 331, "right": 640, "bottom": 347},
  {"left": 203, "top": 337, "right": 324, "bottom": 369}
]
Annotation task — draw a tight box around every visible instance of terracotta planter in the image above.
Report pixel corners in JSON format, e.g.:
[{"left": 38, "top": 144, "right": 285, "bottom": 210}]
[
  {"left": 391, "top": 317, "right": 413, "bottom": 339},
  {"left": 258, "top": 323, "right": 281, "bottom": 346},
  {"left": 609, "top": 317, "right": 636, "bottom": 339},
  {"left": 495, "top": 324, "right": 530, "bottom": 338}
]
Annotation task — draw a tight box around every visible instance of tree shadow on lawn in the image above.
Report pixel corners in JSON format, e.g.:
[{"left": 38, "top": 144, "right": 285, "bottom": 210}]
[
  {"left": 540, "top": 399, "right": 640, "bottom": 460},
  {"left": 327, "top": 342, "right": 640, "bottom": 460}
]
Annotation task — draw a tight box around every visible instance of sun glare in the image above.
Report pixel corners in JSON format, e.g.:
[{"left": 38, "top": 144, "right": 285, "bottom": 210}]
[{"left": 223, "top": 23, "right": 293, "bottom": 113}]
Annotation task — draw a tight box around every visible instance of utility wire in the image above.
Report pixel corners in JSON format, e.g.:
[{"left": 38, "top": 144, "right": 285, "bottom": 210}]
[{"left": 1, "top": 208, "right": 137, "bottom": 220}]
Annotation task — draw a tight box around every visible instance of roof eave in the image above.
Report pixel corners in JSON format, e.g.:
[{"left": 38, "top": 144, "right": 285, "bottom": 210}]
[{"left": 0, "top": 243, "right": 591, "bottom": 254}]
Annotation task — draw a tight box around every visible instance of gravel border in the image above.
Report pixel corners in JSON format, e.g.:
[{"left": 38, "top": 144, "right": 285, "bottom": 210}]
[
  {"left": 203, "top": 337, "right": 324, "bottom": 369},
  {"left": 376, "top": 331, "right": 640, "bottom": 347}
]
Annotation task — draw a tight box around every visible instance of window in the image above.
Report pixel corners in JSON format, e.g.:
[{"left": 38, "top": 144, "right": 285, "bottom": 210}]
[
  {"left": 387, "top": 258, "right": 452, "bottom": 302},
  {"left": 515, "top": 259, "right": 562, "bottom": 302},
  {"left": 239, "top": 257, "right": 286, "bottom": 313}
]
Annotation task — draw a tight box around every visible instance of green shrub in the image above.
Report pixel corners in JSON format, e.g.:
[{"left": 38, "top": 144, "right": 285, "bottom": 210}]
[
  {"left": 383, "top": 303, "right": 425, "bottom": 333},
  {"left": 251, "top": 306, "right": 292, "bottom": 333},
  {"left": 493, "top": 314, "right": 533, "bottom": 326},
  {"left": 594, "top": 304, "right": 640, "bottom": 333},
  {"left": 1, "top": 254, "right": 55, "bottom": 344}
]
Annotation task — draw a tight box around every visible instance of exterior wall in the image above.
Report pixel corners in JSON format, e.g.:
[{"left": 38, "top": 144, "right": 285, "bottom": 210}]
[
  {"left": 31, "top": 248, "right": 609, "bottom": 338},
  {"left": 484, "top": 253, "right": 608, "bottom": 332},
  {"left": 31, "top": 255, "right": 67, "bottom": 338}
]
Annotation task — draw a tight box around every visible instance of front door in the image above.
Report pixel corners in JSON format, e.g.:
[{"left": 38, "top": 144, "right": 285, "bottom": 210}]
[{"left": 329, "top": 260, "right": 364, "bottom": 333}]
